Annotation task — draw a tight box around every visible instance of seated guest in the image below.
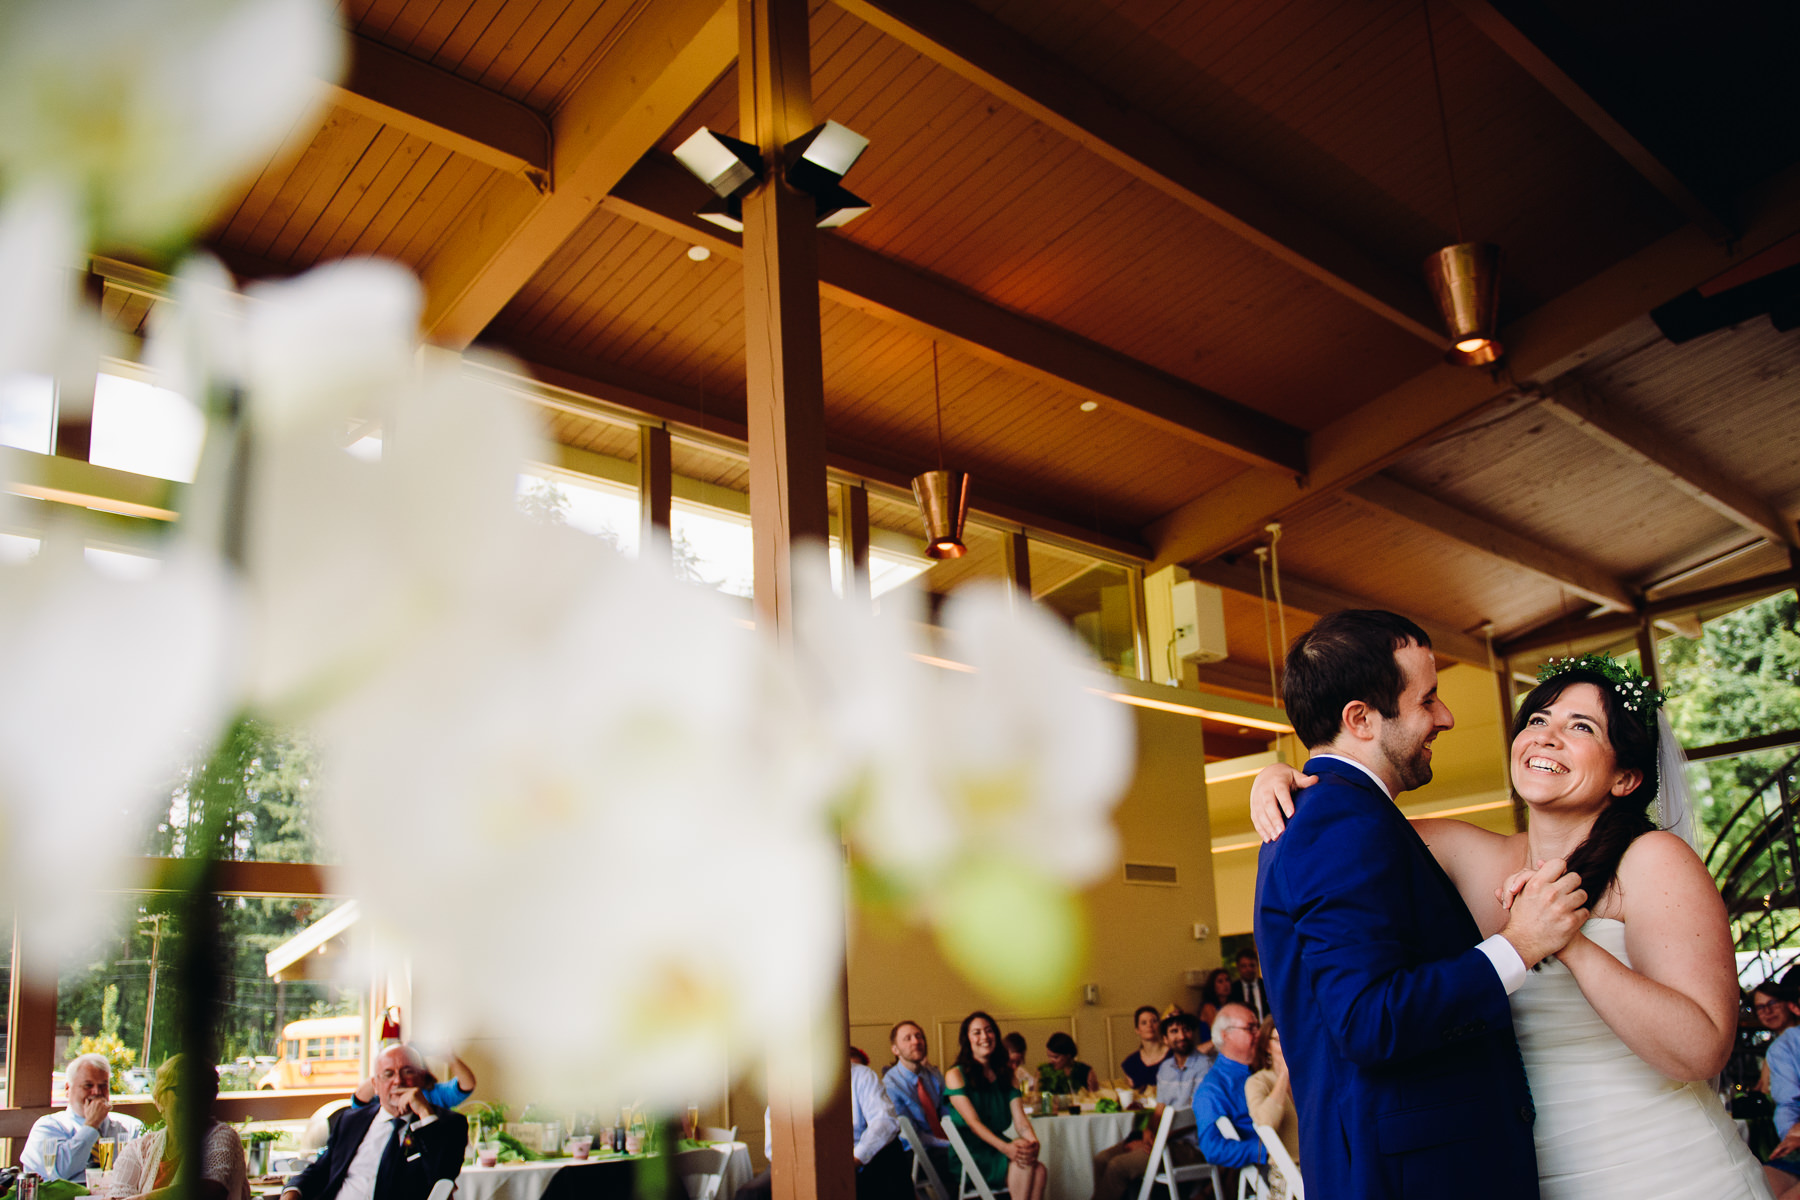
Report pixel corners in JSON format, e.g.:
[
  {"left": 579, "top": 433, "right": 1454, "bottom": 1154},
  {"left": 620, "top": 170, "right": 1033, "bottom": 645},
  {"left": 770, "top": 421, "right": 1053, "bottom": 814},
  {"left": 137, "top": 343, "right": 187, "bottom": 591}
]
[
  {"left": 1091, "top": 1013, "right": 1209, "bottom": 1200},
  {"left": 1245, "top": 1024, "right": 1298, "bottom": 1195},
  {"left": 945, "top": 1013, "right": 1046, "bottom": 1200},
  {"left": 282, "top": 1045, "right": 466, "bottom": 1200},
  {"left": 883, "top": 1021, "right": 953, "bottom": 1183},
  {"left": 1003, "top": 1032, "right": 1034, "bottom": 1093},
  {"left": 1044, "top": 1033, "right": 1100, "bottom": 1093},
  {"left": 23, "top": 1053, "right": 144, "bottom": 1182},
  {"left": 849, "top": 1046, "right": 871, "bottom": 1067},
  {"left": 349, "top": 1049, "right": 476, "bottom": 1114},
  {"left": 851, "top": 1058, "right": 910, "bottom": 1200},
  {"left": 1153, "top": 1013, "right": 1210, "bottom": 1108},
  {"left": 1198, "top": 970, "right": 1233, "bottom": 1027},
  {"left": 113, "top": 1056, "right": 249, "bottom": 1200},
  {"left": 1764, "top": 982, "right": 1800, "bottom": 1199},
  {"left": 1193, "top": 1006, "right": 1268, "bottom": 1179},
  {"left": 1119, "top": 1006, "right": 1168, "bottom": 1091}
]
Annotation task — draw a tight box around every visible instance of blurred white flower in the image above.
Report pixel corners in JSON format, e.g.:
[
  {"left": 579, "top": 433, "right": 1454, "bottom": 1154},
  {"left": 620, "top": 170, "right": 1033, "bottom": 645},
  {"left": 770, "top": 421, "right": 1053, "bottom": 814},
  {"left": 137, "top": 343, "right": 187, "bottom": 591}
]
[
  {"left": 0, "top": 183, "right": 80, "bottom": 380},
  {"left": 0, "top": 0, "right": 341, "bottom": 247},
  {"left": 0, "top": 521, "right": 240, "bottom": 968}
]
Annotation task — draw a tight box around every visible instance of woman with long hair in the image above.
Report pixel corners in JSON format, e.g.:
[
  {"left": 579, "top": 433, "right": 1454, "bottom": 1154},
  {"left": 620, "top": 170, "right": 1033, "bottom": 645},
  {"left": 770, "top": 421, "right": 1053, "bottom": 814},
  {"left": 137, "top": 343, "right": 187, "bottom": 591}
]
[
  {"left": 1198, "top": 970, "right": 1233, "bottom": 1027},
  {"left": 115, "top": 1056, "right": 250, "bottom": 1200},
  {"left": 1246, "top": 1022, "right": 1298, "bottom": 1190},
  {"left": 944, "top": 1012, "right": 1047, "bottom": 1200},
  {"left": 1254, "top": 657, "right": 1769, "bottom": 1198}
]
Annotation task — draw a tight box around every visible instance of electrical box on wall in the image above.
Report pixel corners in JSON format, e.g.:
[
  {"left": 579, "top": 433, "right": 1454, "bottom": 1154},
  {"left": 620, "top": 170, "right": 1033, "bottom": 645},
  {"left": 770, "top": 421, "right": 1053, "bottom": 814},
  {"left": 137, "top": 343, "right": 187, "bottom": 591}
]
[{"left": 1170, "top": 580, "right": 1228, "bottom": 664}]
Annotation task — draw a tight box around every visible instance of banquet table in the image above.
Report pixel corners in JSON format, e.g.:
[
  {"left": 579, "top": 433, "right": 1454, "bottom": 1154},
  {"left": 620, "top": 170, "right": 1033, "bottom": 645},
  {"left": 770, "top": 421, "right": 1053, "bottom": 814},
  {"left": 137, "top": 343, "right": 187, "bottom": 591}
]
[
  {"left": 1028, "top": 1112, "right": 1137, "bottom": 1200},
  {"left": 453, "top": 1143, "right": 754, "bottom": 1200}
]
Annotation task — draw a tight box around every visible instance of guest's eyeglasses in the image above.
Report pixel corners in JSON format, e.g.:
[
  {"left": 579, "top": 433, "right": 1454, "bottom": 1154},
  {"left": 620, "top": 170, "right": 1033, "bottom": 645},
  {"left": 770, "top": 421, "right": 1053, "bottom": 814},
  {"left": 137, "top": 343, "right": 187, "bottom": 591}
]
[{"left": 1756, "top": 1001, "right": 1789, "bottom": 1013}]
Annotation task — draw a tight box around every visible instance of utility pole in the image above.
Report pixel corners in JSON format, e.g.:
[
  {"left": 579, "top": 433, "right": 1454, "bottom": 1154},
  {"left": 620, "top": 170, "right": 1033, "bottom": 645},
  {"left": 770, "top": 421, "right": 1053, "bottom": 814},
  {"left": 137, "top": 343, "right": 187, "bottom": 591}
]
[{"left": 139, "top": 914, "right": 163, "bottom": 1067}]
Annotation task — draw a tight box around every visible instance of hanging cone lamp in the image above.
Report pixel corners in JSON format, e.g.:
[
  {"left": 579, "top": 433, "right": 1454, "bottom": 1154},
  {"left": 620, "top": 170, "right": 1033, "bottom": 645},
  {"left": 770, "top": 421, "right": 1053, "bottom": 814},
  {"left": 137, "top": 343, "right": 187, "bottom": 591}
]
[
  {"left": 1420, "top": 0, "right": 1504, "bottom": 367},
  {"left": 911, "top": 343, "right": 970, "bottom": 559}
]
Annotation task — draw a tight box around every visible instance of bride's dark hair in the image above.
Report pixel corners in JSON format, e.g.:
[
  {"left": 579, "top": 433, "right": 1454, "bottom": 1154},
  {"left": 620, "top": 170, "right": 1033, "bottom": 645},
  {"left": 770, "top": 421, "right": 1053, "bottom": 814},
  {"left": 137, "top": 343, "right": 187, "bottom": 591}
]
[{"left": 1511, "top": 668, "right": 1659, "bottom": 904}]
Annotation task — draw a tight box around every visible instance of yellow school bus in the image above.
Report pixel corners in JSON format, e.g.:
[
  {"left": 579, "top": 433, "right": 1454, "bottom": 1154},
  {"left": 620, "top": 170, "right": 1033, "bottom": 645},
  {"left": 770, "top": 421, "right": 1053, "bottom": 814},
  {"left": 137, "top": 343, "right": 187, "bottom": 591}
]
[{"left": 258, "top": 1016, "right": 363, "bottom": 1090}]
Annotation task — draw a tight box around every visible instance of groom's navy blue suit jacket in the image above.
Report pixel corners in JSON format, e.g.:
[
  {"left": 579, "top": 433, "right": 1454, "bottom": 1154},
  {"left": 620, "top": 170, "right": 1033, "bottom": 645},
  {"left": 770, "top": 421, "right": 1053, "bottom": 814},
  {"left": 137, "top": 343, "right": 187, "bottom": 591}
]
[{"left": 1255, "top": 757, "right": 1539, "bottom": 1200}]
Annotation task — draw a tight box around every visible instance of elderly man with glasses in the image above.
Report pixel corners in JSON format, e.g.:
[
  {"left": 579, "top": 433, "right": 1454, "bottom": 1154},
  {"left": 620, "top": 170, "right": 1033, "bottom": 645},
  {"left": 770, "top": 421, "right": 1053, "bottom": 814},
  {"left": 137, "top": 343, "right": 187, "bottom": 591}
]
[{"left": 1193, "top": 1005, "right": 1269, "bottom": 1176}]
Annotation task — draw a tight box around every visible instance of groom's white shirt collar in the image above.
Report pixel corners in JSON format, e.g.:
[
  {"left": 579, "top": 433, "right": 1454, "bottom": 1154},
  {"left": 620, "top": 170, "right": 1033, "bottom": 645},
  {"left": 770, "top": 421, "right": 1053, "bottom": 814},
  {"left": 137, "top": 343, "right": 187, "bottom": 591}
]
[
  {"left": 1308, "top": 753, "right": 1529, "bottom": 995},
  {"left": 1311, "top": 752, "right": 1392, "bottom": 800}
]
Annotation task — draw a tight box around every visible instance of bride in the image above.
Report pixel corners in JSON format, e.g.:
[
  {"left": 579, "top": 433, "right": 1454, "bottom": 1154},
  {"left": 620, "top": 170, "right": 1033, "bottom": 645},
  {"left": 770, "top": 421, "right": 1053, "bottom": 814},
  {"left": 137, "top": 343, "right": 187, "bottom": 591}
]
[{"left": 1252, "top": 654, "right": 1769, "bottom": 1200}]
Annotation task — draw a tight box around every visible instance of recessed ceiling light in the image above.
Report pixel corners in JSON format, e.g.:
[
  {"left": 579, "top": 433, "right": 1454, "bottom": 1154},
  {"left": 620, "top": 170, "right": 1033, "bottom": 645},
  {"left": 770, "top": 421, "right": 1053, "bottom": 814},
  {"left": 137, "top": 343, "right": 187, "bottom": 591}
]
[
  {"left": 1079, "top": 400, "right": 1098, "bottom": 412},
  {"left": 687, "top": 245, "right": 711, "bottom": 262}
]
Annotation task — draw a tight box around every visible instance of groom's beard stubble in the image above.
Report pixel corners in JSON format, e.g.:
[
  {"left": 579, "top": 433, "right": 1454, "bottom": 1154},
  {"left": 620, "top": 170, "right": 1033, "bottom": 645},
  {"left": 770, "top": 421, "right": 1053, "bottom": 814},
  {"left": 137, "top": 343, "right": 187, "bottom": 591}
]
[{"left": 1382, "top": 726, "right": 1435, "bottom": 793}]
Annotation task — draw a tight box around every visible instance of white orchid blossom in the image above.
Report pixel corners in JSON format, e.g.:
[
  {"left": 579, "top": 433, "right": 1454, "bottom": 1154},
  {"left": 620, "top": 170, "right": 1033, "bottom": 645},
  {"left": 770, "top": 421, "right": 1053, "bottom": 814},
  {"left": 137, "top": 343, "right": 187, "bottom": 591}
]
[
  {"left": 0, "top": 0, "right": 341, "bottom": 247},
  {"left": 0, "top": 519, "right": 240, "bottom": 964}
]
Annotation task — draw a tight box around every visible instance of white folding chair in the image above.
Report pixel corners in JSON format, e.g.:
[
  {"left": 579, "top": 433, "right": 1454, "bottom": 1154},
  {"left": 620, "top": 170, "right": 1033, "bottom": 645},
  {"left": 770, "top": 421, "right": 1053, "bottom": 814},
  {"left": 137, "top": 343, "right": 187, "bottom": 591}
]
[
  {"left": 1209, "top": 1118, "right": 1266, "bottom": 1200},
  {"left": 896, "top": 1114, "right": 952, "bottom": 1200},
  {"left": 1252, "top": 1125, "right": 1301, "bottom": 1200},
  {"left": 1135, "top": 1104, "right": 1224, "bottom": 1200},
  {"left": 673, "top": 1145, "right": 732, "bottom": 1200},
  {"left": 698, "top": 1126, "right": 738, "bottom": 1143},
  {"left": 941, "top": 1118, "right": 1008, "bottom": 1200},
  {"left": 425, "top": 1179, "right": 456, "bottom": 1200}
]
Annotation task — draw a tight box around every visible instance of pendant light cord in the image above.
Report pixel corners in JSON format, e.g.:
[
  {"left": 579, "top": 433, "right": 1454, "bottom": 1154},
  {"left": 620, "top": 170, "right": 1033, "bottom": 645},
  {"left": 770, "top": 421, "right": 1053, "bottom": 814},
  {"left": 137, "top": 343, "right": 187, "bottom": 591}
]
[
  {"left": 931, "top": 342, "right": 945, "bottom": 471},
  {"left": 1423, "top": 0, "right": 1466, "bottom": 244}
]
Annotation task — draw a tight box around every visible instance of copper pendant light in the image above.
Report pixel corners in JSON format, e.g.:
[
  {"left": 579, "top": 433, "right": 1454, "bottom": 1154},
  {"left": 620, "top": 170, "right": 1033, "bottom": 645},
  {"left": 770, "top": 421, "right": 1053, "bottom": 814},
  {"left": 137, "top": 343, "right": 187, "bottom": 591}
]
[
  {"left": 1420, "top": 0, "right": 1504, "bottom": 366},
  {"left": 910, "top": 344, "right": 969, "bottom": 559}
]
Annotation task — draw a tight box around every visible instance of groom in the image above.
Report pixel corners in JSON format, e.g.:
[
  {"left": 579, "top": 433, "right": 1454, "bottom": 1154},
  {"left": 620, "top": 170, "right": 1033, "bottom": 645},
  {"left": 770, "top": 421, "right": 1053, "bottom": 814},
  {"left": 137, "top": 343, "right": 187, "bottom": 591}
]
[{"left": 1254, "top": 610, "right": 1587, "bottom": 1199}]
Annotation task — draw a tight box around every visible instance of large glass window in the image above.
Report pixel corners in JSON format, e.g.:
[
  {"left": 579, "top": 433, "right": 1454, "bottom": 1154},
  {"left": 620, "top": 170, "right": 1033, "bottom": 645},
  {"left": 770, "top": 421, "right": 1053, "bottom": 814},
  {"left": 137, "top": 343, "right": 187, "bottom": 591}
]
[
  {"left": 0, "top": 373, "right": 55, "bottom": 454},
  {"left": 862, "top": 488, "right": 1003, "bottom": 615},
  {"left": 1031, "top": 542, "right": 1139, "bottom": 678},
  {"left": 89, "top": 373, "right": 206, "bottom": 482}
]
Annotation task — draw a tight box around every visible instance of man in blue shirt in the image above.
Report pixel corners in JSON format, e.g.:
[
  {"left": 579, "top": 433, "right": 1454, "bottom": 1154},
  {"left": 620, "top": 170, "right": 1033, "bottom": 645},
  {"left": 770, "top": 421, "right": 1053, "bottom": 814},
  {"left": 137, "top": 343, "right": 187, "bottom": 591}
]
[
  {"left": 1193, "top": 1005, "right": 1267, "bottom": 1180},
  {"left": 1151, "top": 1014, "right": 1210, "bottom": 1108},
  {"left": 1091, "top": 1015, "right": 1208, "bottom": 1200},
  {"left": 22, "top": 1054, "right": 144, "bottom": 1182},
  {"left": 883, "top": 1021, "right": 953, "bottom": 1184}
]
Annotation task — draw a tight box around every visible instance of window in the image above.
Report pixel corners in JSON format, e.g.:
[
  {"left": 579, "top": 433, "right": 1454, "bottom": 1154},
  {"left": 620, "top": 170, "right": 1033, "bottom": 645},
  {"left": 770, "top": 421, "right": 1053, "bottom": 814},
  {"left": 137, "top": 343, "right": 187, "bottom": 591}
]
[
  {"left": 1031, "top": 542, "right": 1139, "bottom": 678},
  {"left": 0, "top": 373, "right": 54, "bottom": 454},
  {"left": 88, "top": 373, "right": 206, "bottom": 482}
]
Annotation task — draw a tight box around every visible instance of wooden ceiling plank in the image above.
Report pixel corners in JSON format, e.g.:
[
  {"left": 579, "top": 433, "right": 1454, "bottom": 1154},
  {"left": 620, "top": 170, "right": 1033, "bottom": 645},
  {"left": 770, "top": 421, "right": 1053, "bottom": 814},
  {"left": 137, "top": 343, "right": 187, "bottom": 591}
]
[
  {"left": 1450, "top": 0, "right": 1731, "bottom": 240},
  {"left": 1145, "top": 165, "right": 1800, "bottom": 571},
  {"left": 311, "top": 129, "right": 431, "bottom": 260},
  {"left": 290, "top": 124, "right": 410, "bottom": 263},
  {"left": 832, "top": 0, "right": 1447, "bottom": 346},
  {"left": 603, "top": 156, "right": 1307, "bottom": 472},
  {"left": 426, "top": 0, "right": 511, "bottom": 67},
  {"left": 244, "top": 112, "right": 384, "bottom": 262},
  {"left": 1344, "top": 472, "right": 1635, "bottom": 612},
  {"left": 1539, "top": 381, "right": 1798, "bottom": 549},
  {"left": 451, "top": 0, "right": 538, "bottom": 78},
  {"left": 393, "top": 158, "right": 498, "bottom": 266},
  {"left": 1186, "top": 557, "right": 1490, "bottom": 666},
  {"left": 484, "top": 0, "right": 577, "bottom": 93},
  {"left": 347, "top": 141, "right": 454, "bottom": 257},
  {"left": 331, "top": 32, "right": 552, "bottom": 188},
  {"left": 417, "top": 0, "right": 737, "bottom": 348},
  {"left": 384, "top": 0, "right": 466, "bottom": 53}
]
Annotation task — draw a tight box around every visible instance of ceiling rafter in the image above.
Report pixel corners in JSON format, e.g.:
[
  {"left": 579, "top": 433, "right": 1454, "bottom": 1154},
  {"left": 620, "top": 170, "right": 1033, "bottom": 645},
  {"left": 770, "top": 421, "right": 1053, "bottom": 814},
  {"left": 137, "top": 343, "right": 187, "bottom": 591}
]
[
  {"left": 408, "top": 0, "right": 739, "bottom": 349},
  {"left": 832, "top": 0, "right": 1448, "bottom": 347},
  {"left": 1145, "top": 165, "right": 1800, "bottom": 571},
  {"left": 1538, "top": 381, "right": 1799, "bottom": 549},
  {"left": 1183, "top": 558, "right": 1491, "bottom": 665},
  {"left": 329, "top": 33, "right": 552, "bottom": 190},
  {"left": 1497, "top": 564, "right": 1800, "bottom": 658},
  {"left": 1450, "top": 0, "right": 1732, "bottom": 241},
  {"left": 602, "top": 158, "right": 1307, "bottom": 474},
  {"left": 1343, "top": 473, "right": 1636, "bottom": 612}
]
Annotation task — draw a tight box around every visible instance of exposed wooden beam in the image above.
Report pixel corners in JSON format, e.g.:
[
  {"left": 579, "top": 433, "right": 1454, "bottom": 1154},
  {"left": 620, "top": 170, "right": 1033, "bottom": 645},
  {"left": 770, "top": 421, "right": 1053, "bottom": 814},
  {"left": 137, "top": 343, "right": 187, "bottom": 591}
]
[
  {"left": 1451, "top": 0, "right": 1732, "bottom": 241},
  {"left": 330, "top": 33, "right": 552, "bottom": 189},
  {"left": 417, "top": 0, "right": 737, "bottom": 348},
  {"left": 832, "top": 0, "right": 1447, "bottom": 346},
  {"left": 1184, "top": 557, "right": 1492, "bottom": 665},
  {"left": 604, "top": 157, "right": 1307, "bottom": 474},
  {"left": 839, "top": 481, "right": 871, "bottom": 605},
  {"left": 1146, "top": 165, "right": 1800, "bottom": 571},
  {"left": 1344, "top": 473, "right": 1636, "bottom": 612},
  {"left": 1539, "top": 382, "right": 1798, "bottom": 549},
  {"left": 1498, "top": 565, "right": 1800, "bottom": 657},
  {"left": 473, "top": 340, "right": 1152, "bottom": 560}
]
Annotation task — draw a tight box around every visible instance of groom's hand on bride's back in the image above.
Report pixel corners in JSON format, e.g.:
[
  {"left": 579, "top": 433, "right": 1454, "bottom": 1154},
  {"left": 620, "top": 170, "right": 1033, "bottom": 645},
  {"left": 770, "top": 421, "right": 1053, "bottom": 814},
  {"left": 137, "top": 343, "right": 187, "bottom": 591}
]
[{"left": 1498, "top": 858, "right": 1588, "bottom": 967}]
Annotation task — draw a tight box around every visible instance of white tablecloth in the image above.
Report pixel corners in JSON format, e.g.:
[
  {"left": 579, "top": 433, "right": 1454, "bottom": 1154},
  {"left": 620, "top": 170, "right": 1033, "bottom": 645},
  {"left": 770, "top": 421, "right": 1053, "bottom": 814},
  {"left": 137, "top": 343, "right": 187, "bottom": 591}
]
[
  {"left": 455, "top": 1144, "right": 753, "bottom": 1200},
  {"left": 1030, "top": 1112, "right": 1137, "bottom": 1200}
]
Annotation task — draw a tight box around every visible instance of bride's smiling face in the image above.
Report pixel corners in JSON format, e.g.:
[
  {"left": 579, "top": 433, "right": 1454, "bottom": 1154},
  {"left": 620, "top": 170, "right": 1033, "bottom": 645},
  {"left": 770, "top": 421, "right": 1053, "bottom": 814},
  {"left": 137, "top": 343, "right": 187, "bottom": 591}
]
[{"left": 1511, "top": 682, "right": 1642, "bottom": 814}]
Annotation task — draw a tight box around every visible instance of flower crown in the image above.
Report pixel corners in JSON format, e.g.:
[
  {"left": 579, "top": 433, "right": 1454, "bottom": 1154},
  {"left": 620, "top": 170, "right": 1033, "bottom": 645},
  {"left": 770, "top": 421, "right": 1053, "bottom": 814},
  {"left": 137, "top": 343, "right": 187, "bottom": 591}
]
[{"left": 1535, "top": 653, "right": 1666, "bottom": 728}]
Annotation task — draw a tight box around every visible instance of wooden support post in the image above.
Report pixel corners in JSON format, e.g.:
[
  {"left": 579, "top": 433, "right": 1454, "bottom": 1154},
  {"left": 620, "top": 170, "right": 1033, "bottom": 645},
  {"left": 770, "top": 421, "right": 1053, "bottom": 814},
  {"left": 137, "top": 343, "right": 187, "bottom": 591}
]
[
  {"left": 7, "top": 919, "right": 58, "bottom": 1164},
  {"left": 640, "top": 424, "right": 674, "bottom": 566},
  {"left": 1127, "top": 568, "right": 1151, "bottom": 682},
  {"left": 1495, "top": 659, "right": 1525, "bottom": 833},
  {"left": 1003, "top": 530, "right": 1032, "bottom": 606},
  {"left": 738, "top": 4, "right": 853, "bottom": 1200},
  {"left": 741, "top": 0, "right": 832, "bottom": 645},
  {"left": 1635, "top": 614, "right": 1663, "bottom": 691},
  {"left": 839, "top": 481, "right": 870, "bottom": 607}
]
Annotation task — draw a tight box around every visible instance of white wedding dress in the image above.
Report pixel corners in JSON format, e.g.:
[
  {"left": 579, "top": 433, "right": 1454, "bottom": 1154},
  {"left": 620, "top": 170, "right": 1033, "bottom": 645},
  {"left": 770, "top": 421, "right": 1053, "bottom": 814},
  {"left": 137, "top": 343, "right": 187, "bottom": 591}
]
[{"left": 1512, "top": 918, "right": 1772, "bottom": 1199}]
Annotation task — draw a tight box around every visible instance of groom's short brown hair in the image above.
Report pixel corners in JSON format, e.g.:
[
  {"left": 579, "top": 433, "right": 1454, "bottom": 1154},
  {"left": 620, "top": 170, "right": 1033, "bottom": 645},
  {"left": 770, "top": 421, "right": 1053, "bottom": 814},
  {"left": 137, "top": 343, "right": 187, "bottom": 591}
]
[{"left": 1283, "top": 610, "right": 1432, "bottom": 748}]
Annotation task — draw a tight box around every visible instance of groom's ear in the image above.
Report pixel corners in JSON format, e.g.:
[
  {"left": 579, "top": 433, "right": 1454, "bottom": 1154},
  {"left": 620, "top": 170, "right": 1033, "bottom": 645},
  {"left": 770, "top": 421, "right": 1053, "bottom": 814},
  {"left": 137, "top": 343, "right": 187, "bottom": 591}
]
[{"left": 1339, "top": 699, "right": 1377, "bottom": 741}]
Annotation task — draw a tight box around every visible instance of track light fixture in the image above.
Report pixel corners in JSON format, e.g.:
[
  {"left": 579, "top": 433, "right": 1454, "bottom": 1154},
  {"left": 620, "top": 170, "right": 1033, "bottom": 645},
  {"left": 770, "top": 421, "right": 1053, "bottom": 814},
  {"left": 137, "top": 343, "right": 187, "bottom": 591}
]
[{"left": 672, "top": 120, "right": 872, "bottom": 232}]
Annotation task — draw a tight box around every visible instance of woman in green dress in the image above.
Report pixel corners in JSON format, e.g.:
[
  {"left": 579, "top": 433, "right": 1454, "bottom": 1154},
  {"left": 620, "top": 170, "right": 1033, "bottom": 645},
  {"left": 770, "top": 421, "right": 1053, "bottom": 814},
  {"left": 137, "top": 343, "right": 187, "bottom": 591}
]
[{"left": 944, "top": 1012, "right": 1048, "bottom": 1200}]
